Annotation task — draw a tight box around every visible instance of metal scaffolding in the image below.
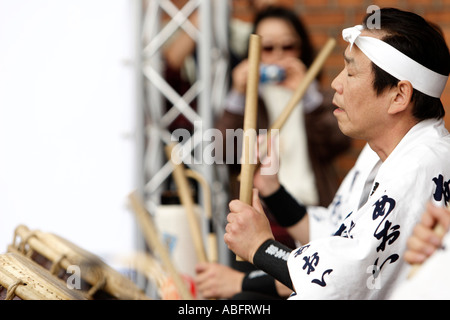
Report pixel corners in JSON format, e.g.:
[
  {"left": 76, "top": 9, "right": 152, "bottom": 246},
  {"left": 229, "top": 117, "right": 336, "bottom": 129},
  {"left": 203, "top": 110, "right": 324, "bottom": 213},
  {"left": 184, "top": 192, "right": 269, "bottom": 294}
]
[{"left": 136, "top": 0, "right": 232, "bottom": 290}]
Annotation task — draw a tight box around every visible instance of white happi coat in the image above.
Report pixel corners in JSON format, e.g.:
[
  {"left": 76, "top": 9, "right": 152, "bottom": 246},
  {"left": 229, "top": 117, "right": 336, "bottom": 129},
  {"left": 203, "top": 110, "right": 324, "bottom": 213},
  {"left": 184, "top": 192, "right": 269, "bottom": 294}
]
[{"left": 288, "top": 119, "right": 450, "bottom": 300}]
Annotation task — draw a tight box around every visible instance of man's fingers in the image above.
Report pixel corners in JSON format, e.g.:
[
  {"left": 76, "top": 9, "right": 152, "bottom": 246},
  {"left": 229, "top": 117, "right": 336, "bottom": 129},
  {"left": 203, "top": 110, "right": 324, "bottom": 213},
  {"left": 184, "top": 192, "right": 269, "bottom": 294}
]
[
  {"left": 427, "top": 203, "right": 450, "bottom": 231},
  {"left": 229, "top": 199, "right": 248, "bottom": 213},
  {"left": 195, "top": 262, "right": 208, "bottom": 274},
  {"left": 252, "top": 188, "right": 264, "bottom": 213},
  {"left": 407, "top": 226, "right": 437, "bottom": 256},
  {"left": 404, "top": 250, "right": 427, "bottom": 265}
]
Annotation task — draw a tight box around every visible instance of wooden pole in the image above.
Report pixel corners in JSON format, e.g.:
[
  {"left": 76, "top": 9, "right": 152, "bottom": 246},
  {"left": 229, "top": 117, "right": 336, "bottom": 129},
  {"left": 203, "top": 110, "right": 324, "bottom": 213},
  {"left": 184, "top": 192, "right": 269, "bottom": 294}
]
[
  {"left": 184, "top": 168, "right": 218, "bottom": 263},
  {"left": 165, "top": 143, "right": 208, "bottom": 264},
  {"left": 239, "top": 34, "right": 261, "bottom": 204},
  {"left": 255, "top": 38, "right": 337, "bottom": 170},
  {"left": 128, "top": 191, "right": 193, "bottom": 300},
  {"left": 270, "top": 38, "right": 335, "bottom": 132},
  {"left": 237, "top": 34, "right": 262, "bottom": 261}
]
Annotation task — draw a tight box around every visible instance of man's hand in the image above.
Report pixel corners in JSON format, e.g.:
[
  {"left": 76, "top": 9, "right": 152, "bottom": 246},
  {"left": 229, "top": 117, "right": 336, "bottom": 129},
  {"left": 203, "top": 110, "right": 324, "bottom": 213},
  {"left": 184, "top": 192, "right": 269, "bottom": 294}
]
[
  {"left": 404, "top": 202, "right": 450, "bottom": 265},
  {"left": 224, "top": 189, "right": 274, "bottom": 263},
  {"left": 253, "top": 133, "right": 281, "bottom": 197},
  {"left": 195, "top": 262, "right": 245, "bottom": 299}
]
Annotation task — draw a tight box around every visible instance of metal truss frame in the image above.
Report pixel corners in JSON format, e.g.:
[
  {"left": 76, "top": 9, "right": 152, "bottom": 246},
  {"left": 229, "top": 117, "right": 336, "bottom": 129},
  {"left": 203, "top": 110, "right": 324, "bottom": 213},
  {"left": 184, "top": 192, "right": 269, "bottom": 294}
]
[{"left": 136, "top": 0, "right": 232, "bottom": 285}]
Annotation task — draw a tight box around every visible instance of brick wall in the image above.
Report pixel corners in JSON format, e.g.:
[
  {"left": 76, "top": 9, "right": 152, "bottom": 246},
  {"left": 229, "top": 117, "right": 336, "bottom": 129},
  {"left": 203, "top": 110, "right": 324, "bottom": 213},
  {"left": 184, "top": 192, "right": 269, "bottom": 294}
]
[{"left": 233, "top": 0, "right": 450, "bottom": 180}]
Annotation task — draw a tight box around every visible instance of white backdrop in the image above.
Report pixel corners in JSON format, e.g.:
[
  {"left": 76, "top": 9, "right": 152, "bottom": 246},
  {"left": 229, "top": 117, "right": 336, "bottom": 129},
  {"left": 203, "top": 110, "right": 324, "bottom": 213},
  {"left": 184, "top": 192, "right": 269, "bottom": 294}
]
[{"left": 0, "top": 0, "right": 139, "bottom": 264}]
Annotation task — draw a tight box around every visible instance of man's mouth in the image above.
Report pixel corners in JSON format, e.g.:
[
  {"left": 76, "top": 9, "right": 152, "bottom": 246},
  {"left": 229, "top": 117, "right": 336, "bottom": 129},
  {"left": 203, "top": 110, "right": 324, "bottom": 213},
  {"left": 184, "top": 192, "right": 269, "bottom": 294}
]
[{"left": 332, "top": 97, "right": 344, "bottom": 111}]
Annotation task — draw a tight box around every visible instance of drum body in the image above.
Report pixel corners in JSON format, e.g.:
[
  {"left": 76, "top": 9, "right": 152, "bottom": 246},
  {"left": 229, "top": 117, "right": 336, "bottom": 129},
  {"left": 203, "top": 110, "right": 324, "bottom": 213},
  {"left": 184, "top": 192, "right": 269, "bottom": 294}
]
[
  {"left": 8, "top": 225, "right": 149, "bottom": 300},
  {"left": 0, "top": 252, "right": 86, "bottom": 300}
]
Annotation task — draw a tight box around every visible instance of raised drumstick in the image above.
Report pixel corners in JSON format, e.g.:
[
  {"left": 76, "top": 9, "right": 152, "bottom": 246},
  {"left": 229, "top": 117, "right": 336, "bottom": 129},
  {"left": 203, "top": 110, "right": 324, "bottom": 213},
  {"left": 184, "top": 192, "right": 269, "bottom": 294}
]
[
  {"left": 256, "top": 38, "right": 337, "bottom": 169},
  {"left": 271, "top": 38, "right": 335, "bottom": 132},
  {"left": 237, "top": 34, "right": 262, "bottom": 261},
  {"left": 165, "top": 143, "right": 208, "bottom": 264},
  {"left": 128, "top": 191, "right": 193, "bottom": 300},
  {"left": 184, "top": 168, "right": 218, "bottom": 263}
]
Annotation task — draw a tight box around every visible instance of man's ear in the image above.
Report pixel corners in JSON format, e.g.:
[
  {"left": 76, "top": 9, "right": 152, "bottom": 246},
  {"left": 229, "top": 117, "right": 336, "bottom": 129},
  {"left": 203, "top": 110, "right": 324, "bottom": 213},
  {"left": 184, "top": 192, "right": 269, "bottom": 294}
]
[{"left": 388, "top": 80, "right": 414, "bottom": 115}]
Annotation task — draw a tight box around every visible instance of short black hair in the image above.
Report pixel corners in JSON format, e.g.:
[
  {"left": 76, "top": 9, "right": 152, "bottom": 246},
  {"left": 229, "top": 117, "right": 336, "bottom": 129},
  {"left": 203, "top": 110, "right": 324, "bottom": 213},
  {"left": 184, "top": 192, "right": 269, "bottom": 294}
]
[{"left": 363, "top": 8, "right": 450, "bottom": 120}]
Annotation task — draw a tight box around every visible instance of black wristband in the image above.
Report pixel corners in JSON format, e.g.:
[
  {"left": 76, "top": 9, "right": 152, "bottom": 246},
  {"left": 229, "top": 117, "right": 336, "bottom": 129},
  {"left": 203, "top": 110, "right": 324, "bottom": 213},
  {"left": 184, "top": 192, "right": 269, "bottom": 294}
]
[
  {"left": 253, "top": 239, "right": 293, "bottom": 291},
  {"left": 242, "top": 270, "right": 279, "bottom": 298},
  {"left": 261, "top": 185, "right": 307, "bottom": 227}
]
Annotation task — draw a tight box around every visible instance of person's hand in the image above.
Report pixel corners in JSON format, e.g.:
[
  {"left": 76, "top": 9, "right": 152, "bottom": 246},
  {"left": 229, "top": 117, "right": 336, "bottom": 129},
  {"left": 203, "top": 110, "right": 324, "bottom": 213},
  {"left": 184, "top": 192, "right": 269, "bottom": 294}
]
[
  {"left": 404, "top": 202, "right": 450, "bottom": 265},
  {"left": 275, "top": 56, "right": 306, "bottom": 91},
  {"left": 253, "top": 133, "right": 281, "bottom": 197},
  {"left": 195, "top": 262, "right": 245, "bottom": 299},
  {"left": 224, "top": 189, "right": 274, "bottom": 263},
  {"left": 231, "top": 60, "right": 249, "bottom": 94}
]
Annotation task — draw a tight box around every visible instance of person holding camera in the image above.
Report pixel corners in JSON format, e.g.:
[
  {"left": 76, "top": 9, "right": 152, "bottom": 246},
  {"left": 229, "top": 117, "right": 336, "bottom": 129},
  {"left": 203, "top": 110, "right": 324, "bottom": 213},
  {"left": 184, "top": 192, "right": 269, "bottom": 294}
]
[{"left": 196, "top": 6, "right": 350, "bottom": 300}]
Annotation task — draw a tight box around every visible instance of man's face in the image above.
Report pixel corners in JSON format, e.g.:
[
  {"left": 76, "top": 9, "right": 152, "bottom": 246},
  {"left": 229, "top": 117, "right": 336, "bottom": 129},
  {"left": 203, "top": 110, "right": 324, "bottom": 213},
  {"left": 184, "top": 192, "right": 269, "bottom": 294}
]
[{"left": 331, "top": 35, "right": 393, "bottom": 141}]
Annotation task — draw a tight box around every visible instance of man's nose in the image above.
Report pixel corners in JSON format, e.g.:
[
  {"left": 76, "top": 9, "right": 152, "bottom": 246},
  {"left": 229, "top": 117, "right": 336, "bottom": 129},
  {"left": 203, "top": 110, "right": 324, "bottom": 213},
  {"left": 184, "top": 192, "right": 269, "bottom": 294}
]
[{"left": 331, "top": 69, "right": 344, "bottom": 94}]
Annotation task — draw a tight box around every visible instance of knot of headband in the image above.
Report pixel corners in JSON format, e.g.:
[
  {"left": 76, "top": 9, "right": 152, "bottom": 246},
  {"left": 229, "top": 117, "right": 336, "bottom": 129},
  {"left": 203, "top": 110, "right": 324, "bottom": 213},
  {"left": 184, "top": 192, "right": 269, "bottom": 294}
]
[{"left": 342, "top": 25, "right": 448, "bottom": 98}]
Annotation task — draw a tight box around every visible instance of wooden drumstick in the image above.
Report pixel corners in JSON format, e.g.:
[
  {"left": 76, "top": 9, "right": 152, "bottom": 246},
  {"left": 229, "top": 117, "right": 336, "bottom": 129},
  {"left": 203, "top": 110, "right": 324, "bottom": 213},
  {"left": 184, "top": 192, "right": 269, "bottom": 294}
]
[
  {"left": 240, "top": 34, "right": 262, "bottom": 204},
  {"left": 270, "top": 38, "right": 336, "bottom": 133},
  {"left": 165, "top": 143, "right": 208, "bottom": 264},
  {"left": 128, "top": 191, "right": 193, "bottom": 300},
  {"left": 184, "top": 168, "right": 218, "bottom": 263},
  {"left": 237, "top": 34, "right": 262, "bottom": 261},
  {"left": 238, "top": 37, "right": 337, "bottom": 177},
  {"left": 408, "top": 203, "right": 450, "bottom": 279}
]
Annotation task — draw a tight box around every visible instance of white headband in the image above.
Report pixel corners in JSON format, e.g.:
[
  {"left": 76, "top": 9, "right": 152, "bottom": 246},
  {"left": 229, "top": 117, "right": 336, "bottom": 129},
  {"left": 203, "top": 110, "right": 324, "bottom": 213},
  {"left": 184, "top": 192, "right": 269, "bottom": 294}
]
[{"left": 342, "top": 25, "right": 448, "bottom": 98}]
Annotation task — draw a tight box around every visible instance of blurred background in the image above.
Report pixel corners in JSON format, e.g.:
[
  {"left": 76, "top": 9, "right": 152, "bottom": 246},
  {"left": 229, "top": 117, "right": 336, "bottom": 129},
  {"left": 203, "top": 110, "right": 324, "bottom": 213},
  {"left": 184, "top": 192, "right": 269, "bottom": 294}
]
[
  {"left": 0, "top": 0, "right": 139, "bottom": 262},
  {"left": 0, "top": 0, "right": 449, "bottom": 298}
]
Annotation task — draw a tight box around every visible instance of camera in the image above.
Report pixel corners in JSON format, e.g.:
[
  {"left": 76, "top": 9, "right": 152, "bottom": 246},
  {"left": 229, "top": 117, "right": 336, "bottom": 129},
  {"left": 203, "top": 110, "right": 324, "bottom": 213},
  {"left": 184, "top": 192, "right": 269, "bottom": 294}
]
[{"left": 260, "top": 64, "right": 286, "bottom": 84}]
